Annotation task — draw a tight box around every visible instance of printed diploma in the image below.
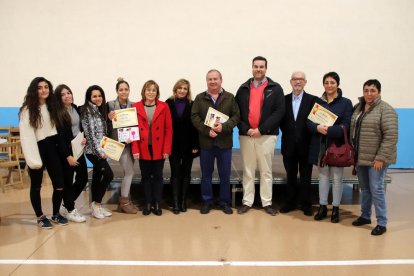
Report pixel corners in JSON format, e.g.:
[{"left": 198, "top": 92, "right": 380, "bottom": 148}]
[
  {"left": 308, "top": 103, "right": 338, "bottom": 127},
  {"left": 112, "top": 107, "right": 138, "bottom": 128},
  {"left": 100, "top": 136, "right": 125, "bottom": 161}
]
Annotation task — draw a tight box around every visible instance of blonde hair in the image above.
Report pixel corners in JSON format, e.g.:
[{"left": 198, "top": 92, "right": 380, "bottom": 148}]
[{"left": 171, "top": 79, "right": 192, "bottom": 102}]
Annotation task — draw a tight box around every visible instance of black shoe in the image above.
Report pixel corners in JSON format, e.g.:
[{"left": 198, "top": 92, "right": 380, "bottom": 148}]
[
  {"left": 180, "top": 200, "right": 187, "bottom": 212},
  {"left": 237, "top": 204, "right": 251, "bottom": 215},
  {"left": 314, "top": 205, "right": 328, "bottom": 221},
  {"left": 152, "top": 203, "right": 162, "bottom": 216},
  {"left": 331, "top": 206, "right": 340, "bottom": 223},
  {"left": 200, "top": 202, "right": 211, "bottom": 214},
  {"left": 280, "top": 203, "right": 295, "bottom": 214},
  {"left": 263, "top": 205, "right": 278, "bottom": 216},
  {"left": 352, "top": 216, "right": 371, "bottom": 226},
  {"left": 51, "top": 214, "right": 68, "bottom": 226},
  {"left": 37, "top": 215, "right": 53, "bottom": 229},
  {"left": 371, "top": 225, "right": 387, "bottom": 236},
  {"left": 172, "top": 201, "right": 180, "bottom": 215},
  {"left": 301, "top": 204, "right": 313, "bottom": 217},
  {"left": 142, "top": 203, "right": 152, "bottom": 216},
  {"left": 221, "top": 204, "right": 233, "bottom": 215}
]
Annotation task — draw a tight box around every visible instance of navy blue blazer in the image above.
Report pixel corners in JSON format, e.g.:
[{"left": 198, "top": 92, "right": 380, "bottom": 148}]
[{"left": 280, "top": 91, "right": 316, "bottom": 157}]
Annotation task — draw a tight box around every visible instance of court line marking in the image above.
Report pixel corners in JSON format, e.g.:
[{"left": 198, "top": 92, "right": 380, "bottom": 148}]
[{"left": 1, "top": 259, "right": 414, "bottom": 266}]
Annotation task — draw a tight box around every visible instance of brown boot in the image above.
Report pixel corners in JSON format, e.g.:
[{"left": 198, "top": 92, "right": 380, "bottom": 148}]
[{"left": 118, "top": 196, "right": 138, "bottom": 214}]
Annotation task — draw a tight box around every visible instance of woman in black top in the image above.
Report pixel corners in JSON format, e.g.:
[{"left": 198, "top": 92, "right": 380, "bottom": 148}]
[
  {"left": 166, "top": 79, "right": 199, "bottom": 214},
  {"left": 54, "top": 84, "right": 88, "bottom": 222}
]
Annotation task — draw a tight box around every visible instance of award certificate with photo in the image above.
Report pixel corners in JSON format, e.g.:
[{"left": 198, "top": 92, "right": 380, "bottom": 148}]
[
  {"left": 71, "top": 132, "right": 85, "bottom": 160},
  {"left": 204, "top": 107, "right": 229, "bottom": 127},
  {"left": 112, "top": 107, "right": 138, "bottom": 128},
  {"left": 308, "top": 103, "right": 338, "bottom": 127},
  {"left": 100, "top": 136, "right": 125, "bottom": 161},
  {"left": 117, "top": 126, "right": 140, "bottom": 143}
]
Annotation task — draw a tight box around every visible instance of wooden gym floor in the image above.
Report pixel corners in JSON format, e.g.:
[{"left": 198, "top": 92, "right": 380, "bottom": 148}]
[{"left": 0, "top": 167, "right": 413, "bottom": 276}]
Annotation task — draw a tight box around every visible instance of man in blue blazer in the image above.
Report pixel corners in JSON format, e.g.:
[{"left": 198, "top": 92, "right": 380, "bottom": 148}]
[{"left": 280, "top": 71, "right": 316, "bottom": 216}]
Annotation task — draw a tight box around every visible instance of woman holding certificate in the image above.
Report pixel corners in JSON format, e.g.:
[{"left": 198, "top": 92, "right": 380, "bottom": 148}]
[
  {"left": 19, "top": 77, "right": 68, "bottom": 229},
  {"left": 131, "top": 80, "right": 173, "bottom": 216},
  {"left": 350, "top": 79, "right": 398, "bottom": 236},
  {"left": 308, "top": 72, "right": 353, "bottom": 223},
  {"left": 107, "top": 78, "right": 138, "bottom": 214},
  {"left": 54, "top": 84, "right": 88, "bottom": 222},
  {"left": 166, "top": 79, "right": 199, "bottom": 214},
  {"left": 81, "top": 85, "right": 114, "bottom": 219}
]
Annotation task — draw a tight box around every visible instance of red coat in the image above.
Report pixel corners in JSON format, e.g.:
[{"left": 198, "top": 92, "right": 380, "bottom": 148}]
[{"left": 131, "top": 100, "right": 173, "bottom": 160}]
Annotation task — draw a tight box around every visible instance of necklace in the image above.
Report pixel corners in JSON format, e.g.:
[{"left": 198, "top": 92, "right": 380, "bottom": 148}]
[{"left": 144, "top": 103, "right": 156, "bottom": 107}]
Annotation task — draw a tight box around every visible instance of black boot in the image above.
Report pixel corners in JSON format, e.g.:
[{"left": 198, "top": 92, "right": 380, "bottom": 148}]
[
  {"left": 331, "top": 206, "right": 340, "bottom": 223},
  {"left": 172, "top": 200, "right": 180, "bottom": 214},
  {"left": 153, "top": 202, "right": 162, "bottom": 216},
  {"left": 171, "top": 177, "right": 180, "bottom": 214},
  {"left": 142, "top": 203, "right": 151, "bottom": 216},
  {"left": 180, "top": 200, "right": 187, "bottom": 212},
  {"left": 180, "top": 176, "right": 190, "bottom": 212},
  {"left": 314, "top": 205, "right": 328, "bottom": 221}
]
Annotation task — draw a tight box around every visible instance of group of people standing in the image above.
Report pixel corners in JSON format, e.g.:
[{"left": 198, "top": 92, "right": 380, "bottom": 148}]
[{"left": 18, "top": 56, "right": 398, "bottom": 236}]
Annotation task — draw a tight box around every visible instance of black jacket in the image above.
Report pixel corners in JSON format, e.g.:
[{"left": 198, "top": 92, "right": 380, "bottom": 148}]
[
  {"left": 280, "top": 92, "right": 315, "bottom": 157},
  {"left": 307, "top": 89, "right": 353, "bottom": 165},
  {"left": 166, "top": 98, "right": 199, "bottom": 158},
  {"left": 235, "top": 77, "right": 285, "bottom": 136},
  {"left": 57, "top": 104, "right": 82, "bottom": 159}
]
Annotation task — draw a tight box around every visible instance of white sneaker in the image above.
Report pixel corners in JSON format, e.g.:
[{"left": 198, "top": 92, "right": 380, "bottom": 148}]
[
  {"left": 100, "top": 206, "right": 112, "bottom": 217},
  {"left": 66, "top": 208, "right": 86, "bottom": 223},
  {"left": 91, "top": 202, "right": 105, "bottom": 219},
  {"left": 60, "top": 205, "right": 69, "bottom": 218}
]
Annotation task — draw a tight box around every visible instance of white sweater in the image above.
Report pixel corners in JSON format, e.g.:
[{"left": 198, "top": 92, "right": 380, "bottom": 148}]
[{"left": 19, "top": 104, "right": 57, "bottom": 169}]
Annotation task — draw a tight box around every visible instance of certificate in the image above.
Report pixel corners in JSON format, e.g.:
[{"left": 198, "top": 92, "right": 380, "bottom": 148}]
[
  {"left": 204, "top": 107, "right": 229, "bottom": 127},
  {"left": 117, "top": 126, "right": 140, "bottom": 143},
  {"left": 100, "top": 136, "right": 125, "bottom": 161},
  {"left": 71, "top": 132, "right": 85, "bottom": 160},
  {"left": 308, "top": 103, "right": 338, "bottom": 127},
  {"left": 112, "top": 107, "right": 138, "bottom": 128}
]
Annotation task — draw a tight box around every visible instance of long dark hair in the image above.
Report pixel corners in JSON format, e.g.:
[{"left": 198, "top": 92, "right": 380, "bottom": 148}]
[
  {"left": 81, "top": 85, "right": 108, "bottom": 119},
  {"left": 54, "top": 84, "right": 73, "bottom": 128},
  {"left": 19, "top": 77, "right": 58, "bottom": 129}
]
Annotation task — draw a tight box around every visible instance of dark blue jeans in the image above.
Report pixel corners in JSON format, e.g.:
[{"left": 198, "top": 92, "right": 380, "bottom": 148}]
[{"left": 200, "top": 147, "right": 232, "bottom": 205}]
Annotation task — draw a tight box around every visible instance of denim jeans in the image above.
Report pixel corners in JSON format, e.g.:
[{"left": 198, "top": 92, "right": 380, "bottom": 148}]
[
  {"left": 318, "top": 165, "right": 344, "bottom": 206},
  {"left": 200, "top": 147, "right": 232, "bottom": 205},
  {"left": 356, "top": 166, "right": 388, "bottom": 227}
]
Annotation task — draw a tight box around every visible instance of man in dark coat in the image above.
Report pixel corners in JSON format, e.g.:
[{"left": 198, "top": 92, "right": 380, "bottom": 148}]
[{"left": 280, "top": 71, "right": 315, "bottom": 216}]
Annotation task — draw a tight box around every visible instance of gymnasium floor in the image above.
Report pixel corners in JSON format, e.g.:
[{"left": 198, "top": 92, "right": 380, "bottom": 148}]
[{"left": 1, "top": 169, "right": 413, "bottom": 276}]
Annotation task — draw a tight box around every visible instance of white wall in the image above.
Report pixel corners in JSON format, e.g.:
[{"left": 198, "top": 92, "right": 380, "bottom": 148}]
[{"left": 1, "top": 0, "right": 413, "bottom": 107}]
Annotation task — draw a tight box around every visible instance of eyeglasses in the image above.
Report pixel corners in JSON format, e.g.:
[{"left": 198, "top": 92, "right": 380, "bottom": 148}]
[{"left": 291, "top": 78, "right": 305, "bottom": 81}]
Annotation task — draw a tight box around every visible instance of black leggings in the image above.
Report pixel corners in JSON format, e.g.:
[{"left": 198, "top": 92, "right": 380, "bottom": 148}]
[
  {"left": 139, "top": 146, "right": 165, "bottom": 204},
  {"left": 29, "top": 136, "right": 65, "bottom": 217},
  {"left": 61, "top": 154, "right": 88, "bottom": 211},
  {"left": 86, "top": 154, "right": 114, "bottom": 203}
]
